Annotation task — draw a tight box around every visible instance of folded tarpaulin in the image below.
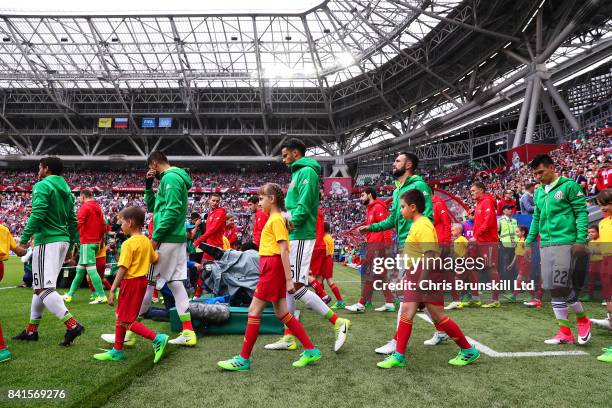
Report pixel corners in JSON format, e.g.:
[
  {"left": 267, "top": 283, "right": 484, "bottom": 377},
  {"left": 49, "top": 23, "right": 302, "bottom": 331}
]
[{"left": 203, "top": 249, "right": 260, "bottom": 298}]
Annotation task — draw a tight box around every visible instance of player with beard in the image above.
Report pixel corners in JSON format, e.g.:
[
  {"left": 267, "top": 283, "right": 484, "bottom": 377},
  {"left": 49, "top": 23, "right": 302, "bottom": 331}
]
[
  {"left": 358, "top": 152, "right": 434, "bottom": 355},
  {"left": 345, "top": 187, "right": 395, "bottom": 313}
]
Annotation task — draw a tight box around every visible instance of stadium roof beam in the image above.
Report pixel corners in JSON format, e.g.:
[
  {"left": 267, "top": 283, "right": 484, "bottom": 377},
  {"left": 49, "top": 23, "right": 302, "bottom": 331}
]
[
  {"left": 339, "top": 1, "right": 463, "bottom": 99},
  {"left": 251, "top": 16, "right": 271, "bottom": 155},
  {"left": 85, "top": 18, "right": 146, "bottom": 153},
  {"left": 1, "top": 17, "right": 87, "bottom": 154},
  {"left": 301, "top": 15, "right": 337, "bottom": 137},
  {"left": 389, "top": 0, "right": 520, "bottom": 43}
]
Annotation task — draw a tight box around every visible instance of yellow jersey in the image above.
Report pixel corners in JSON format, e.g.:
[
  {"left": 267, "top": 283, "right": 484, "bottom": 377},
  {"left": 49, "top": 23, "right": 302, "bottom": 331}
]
[
  {"left": 118, "top": 234, "right": 159, "bottom": 279},
  {"left": 453, "top": 235, "right": 468, "bottom": 258},
  {"left": 0, "top": 224, "right": 18, "bottom": 262},
  {"left": 222, "top": 235, "right": 231, "bottom": 250},
  {"left": 515, "top": 238, "right": 526, "bottom": 257},
  {"left": 404, "top": 216, "right": 440, "bottom": 266},
  {"left": 598, "top": 216, "right": 612, "bottom": 256},
  {"left": 324, "top": 234, "right": 334, "bottom": 256},
  {"left": 259, "top": 212, "right": 289, "bottom": 256},
  {"left": 588, "top": 238, "right": 602, "bottom": 262}
]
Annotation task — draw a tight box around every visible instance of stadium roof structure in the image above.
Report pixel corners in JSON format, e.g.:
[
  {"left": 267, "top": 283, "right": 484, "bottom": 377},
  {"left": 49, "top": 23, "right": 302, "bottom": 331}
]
[{"left": 0, "top": 0, "right": 610, "bottom": 165}]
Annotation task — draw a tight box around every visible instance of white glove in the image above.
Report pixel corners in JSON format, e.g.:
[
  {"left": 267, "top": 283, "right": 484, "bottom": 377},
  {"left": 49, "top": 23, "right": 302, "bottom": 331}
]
[{"left": 21, "top": 247, "right": 33, "bottom": 263}]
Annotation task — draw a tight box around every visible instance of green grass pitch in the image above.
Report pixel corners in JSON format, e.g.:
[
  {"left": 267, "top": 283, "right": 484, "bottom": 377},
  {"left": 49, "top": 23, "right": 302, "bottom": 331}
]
[{"left": 0, "top": 257, "right": 610, "bottom": 408}]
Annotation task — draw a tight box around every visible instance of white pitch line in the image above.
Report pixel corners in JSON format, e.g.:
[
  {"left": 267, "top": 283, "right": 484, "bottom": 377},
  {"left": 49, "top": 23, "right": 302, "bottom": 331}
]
[
  {"left": 0, "top": 286, "right": 17, "bottom": 290},
  {"left": 415, "top": 313, "right": 589, "bottom": 358}
]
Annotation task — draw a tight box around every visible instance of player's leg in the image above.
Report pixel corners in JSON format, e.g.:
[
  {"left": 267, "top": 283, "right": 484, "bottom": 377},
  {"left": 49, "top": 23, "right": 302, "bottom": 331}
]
[
  {"left": 14, "top": 245, "right": 47, "bottom": 341},
  {"left": 217, "top": 297, "right": 267, "bottom": 371},
  {"left": 79, "top": 245, "right": 106, "bottom": 303},
  {"left": 290, "top": 241, "right": 350, "bottom": 351},
  {"left": 542, "top": 246, "right": 576, "bottom": 344},
  {"left": 96, "top": 255, "right": 112, "bottom": 290},
  {"left": 64, "top": 264, "right": 86, "bottom": 301},
  {"left": 41, "top": 243, "right": 85, "bottom": 345},
  {"left": 326, "top": 256, "right": 345, "bottom": 310},
  {"left": 377, "top": 301, "right": 418, "bottom": 368},
  {"left": 0, "top": 322, "right": 10, "bottom": 362},
  {"left": 164, "top": 244, "right": 196, "bottom": 346},
  {"left": 427, "top": 303, "right": 480, "bottom": 366}
]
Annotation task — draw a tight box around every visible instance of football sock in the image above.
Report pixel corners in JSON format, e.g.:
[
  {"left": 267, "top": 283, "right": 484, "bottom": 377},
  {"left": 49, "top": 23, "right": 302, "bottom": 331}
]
[
  {"left": 295, "top": 287, "right": 334, "bottom": 323},
  {"left": 240, "top": 315, "right": 261, "bottom": 359},
  {"left": 286, "top": 292, "right": 295, "bottom": 314},
  {"left": 68, "top": 266, "right": 86, "bottom": 296},
  {"left": 61, "top": 313, "right": 78, "bottom": 330},
  {"left": 470, "top": 271, "right": 480, "bottom": 297},
  {"left": 359, "top": 280, "right": 374, "bottom": 305},
  {"left": 324, "top": 310, "right": 338, "bottom": 325},
  {"left": 29, "top": 294, "right": 44, "bottom": 331},
  {"left": 86, "top": 265, "right": 105, "bottom": 297},
  {"left": 435, "top": 316, "right": 471, "bottom": 349},
  {"left": 552, "top": 298, "right": 571, "bottom": 335},
  {"left": 128, "top": 321, "right": 156, "bottom": 340},
  {"left": 40, "top": 290, "right": 69, "bottom": 320},
  {"left": 490, "top": 271, "right": 500, "bottom": 301},
  {"left": 329, "top": 283, "right": 343, "bottom": 301},
  {"left": 310, "top": 279, "right": 328, "bottom": 299},
  {"left": 0, "top": 323, "right": 5, "bottom": 350},
  {"left": 395, "top": 315, "right": 413, "bottom": 355},
  {"left": 179, "top": 313, "right": 194, "bottom": 331},
  {"left": 280, "top": 313, "right": 314, "bottom": 349},
  {"left": 114, "top": 323, "right": 127, "bottom": 351},
  {"left": 96, "top": 258, "right": 112, "bottom": 290},
  {"left": 168, "top": 281, "right": 190, "bottom": 315},
  {"left": 139, "top": 284, "right": 155, "bottom": 316}
]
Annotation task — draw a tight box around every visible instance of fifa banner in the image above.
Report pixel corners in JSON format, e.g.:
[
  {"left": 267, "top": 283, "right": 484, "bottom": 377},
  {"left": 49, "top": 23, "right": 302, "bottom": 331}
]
[
  {"left": 98, "top": 117, "right": 112, "bottom": 128},
  {"left": 506, "top": 143, "right": 557, "bottom": 170},
  {"left": 141, "top": 117, "right": 156, "bottom": 128},
  {"left": 323, "top": 177, "right": 352, "bottom": 196}
]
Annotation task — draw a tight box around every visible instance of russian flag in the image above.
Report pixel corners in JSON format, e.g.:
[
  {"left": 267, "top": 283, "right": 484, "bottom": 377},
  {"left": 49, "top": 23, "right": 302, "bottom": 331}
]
[{"left": 114, "top": 118, "right": 128, "bottom": 128}]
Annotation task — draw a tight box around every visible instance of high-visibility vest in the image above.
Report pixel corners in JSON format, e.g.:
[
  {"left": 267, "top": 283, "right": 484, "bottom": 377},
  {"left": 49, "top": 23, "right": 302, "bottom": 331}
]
[{"left": 498, "top": 217, "right": 518, "bottom": 248}]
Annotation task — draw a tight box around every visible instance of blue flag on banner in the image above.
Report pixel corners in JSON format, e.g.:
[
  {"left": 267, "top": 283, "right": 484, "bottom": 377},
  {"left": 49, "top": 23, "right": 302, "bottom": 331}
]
[
  {"left": 159, "top": 117, "right": 173, "bottom": 128},
  {"left": 141, "top": 117, "right": 156, "bottom": 128}
]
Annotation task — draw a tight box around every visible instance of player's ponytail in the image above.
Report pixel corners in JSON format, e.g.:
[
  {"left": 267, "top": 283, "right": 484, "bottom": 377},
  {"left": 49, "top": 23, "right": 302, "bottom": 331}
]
[{"left": 259, "top": 183, "right": 292, "bottom": 231}]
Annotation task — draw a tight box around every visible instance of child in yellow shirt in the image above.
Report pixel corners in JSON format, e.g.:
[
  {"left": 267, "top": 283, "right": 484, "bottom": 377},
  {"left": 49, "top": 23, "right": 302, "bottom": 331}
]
[
  {"left": 94, "top": 206, "right": 169, "bottom": 364},
  {"left": 377, "top": 189, "right": 479, "bottom": 369}
]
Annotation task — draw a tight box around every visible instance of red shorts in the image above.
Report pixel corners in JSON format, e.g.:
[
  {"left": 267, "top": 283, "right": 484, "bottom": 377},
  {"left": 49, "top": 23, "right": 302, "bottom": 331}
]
[
  {"left": 0, "top": 261, "right": 4, "bottom": 282},
  {"left": 310, "top": 248, "right": 327, "bottom": 276},
  {"left": 602, "top": 256, "right": 612, "bottom": 300},
  {"left": 402, "top": 267, "right": 445, "bottom": 304},
  {"left": 254, "top": 255, "right": 286, "bottom": 302},
  {"left": 474, "top": 243, "right": 498, "bottom": 268},
  {"left": 117, "top": 276, "right": 148, "bottom": 323},
  {"left": 319, "top": 256, "right": 334, "bottom": 279},
  {"left": 516, "top": 255, "right": 529, "bottom": 278}
]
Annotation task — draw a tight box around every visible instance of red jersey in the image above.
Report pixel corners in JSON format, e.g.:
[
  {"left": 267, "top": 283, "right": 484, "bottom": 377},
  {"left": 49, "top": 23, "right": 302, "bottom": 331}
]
[
  {"left": 474, "top": 193, "right": 498, "bottom": 243},
  {"left": 365, "top": 199, "right": 393, "bottom": 243},
  {"left": 596, "top": 167, "right": 612, "bottom": 192},
  {"left": 194, "top": 207, "right": 227, "bottom": 248},
  {"left": 77, "top": 199, "right": 106, "bottom": 244},
  {"left": 314, "top": 209, "right": 326, "bottom": 250},
  {"left": 432, "top": 195, "right": 452, "bottom": 244},
  {"left": 252, "top": 209, "right": 269, "bottom": 247},
  {"left": 496, "top": 197, "right": 517, "bottom": 215}
]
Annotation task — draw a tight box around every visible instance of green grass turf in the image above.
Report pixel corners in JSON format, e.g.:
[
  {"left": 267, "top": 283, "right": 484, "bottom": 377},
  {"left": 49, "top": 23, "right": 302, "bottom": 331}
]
[{"left": 1, "top": 257, "right": 610, "bottom": 408}]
